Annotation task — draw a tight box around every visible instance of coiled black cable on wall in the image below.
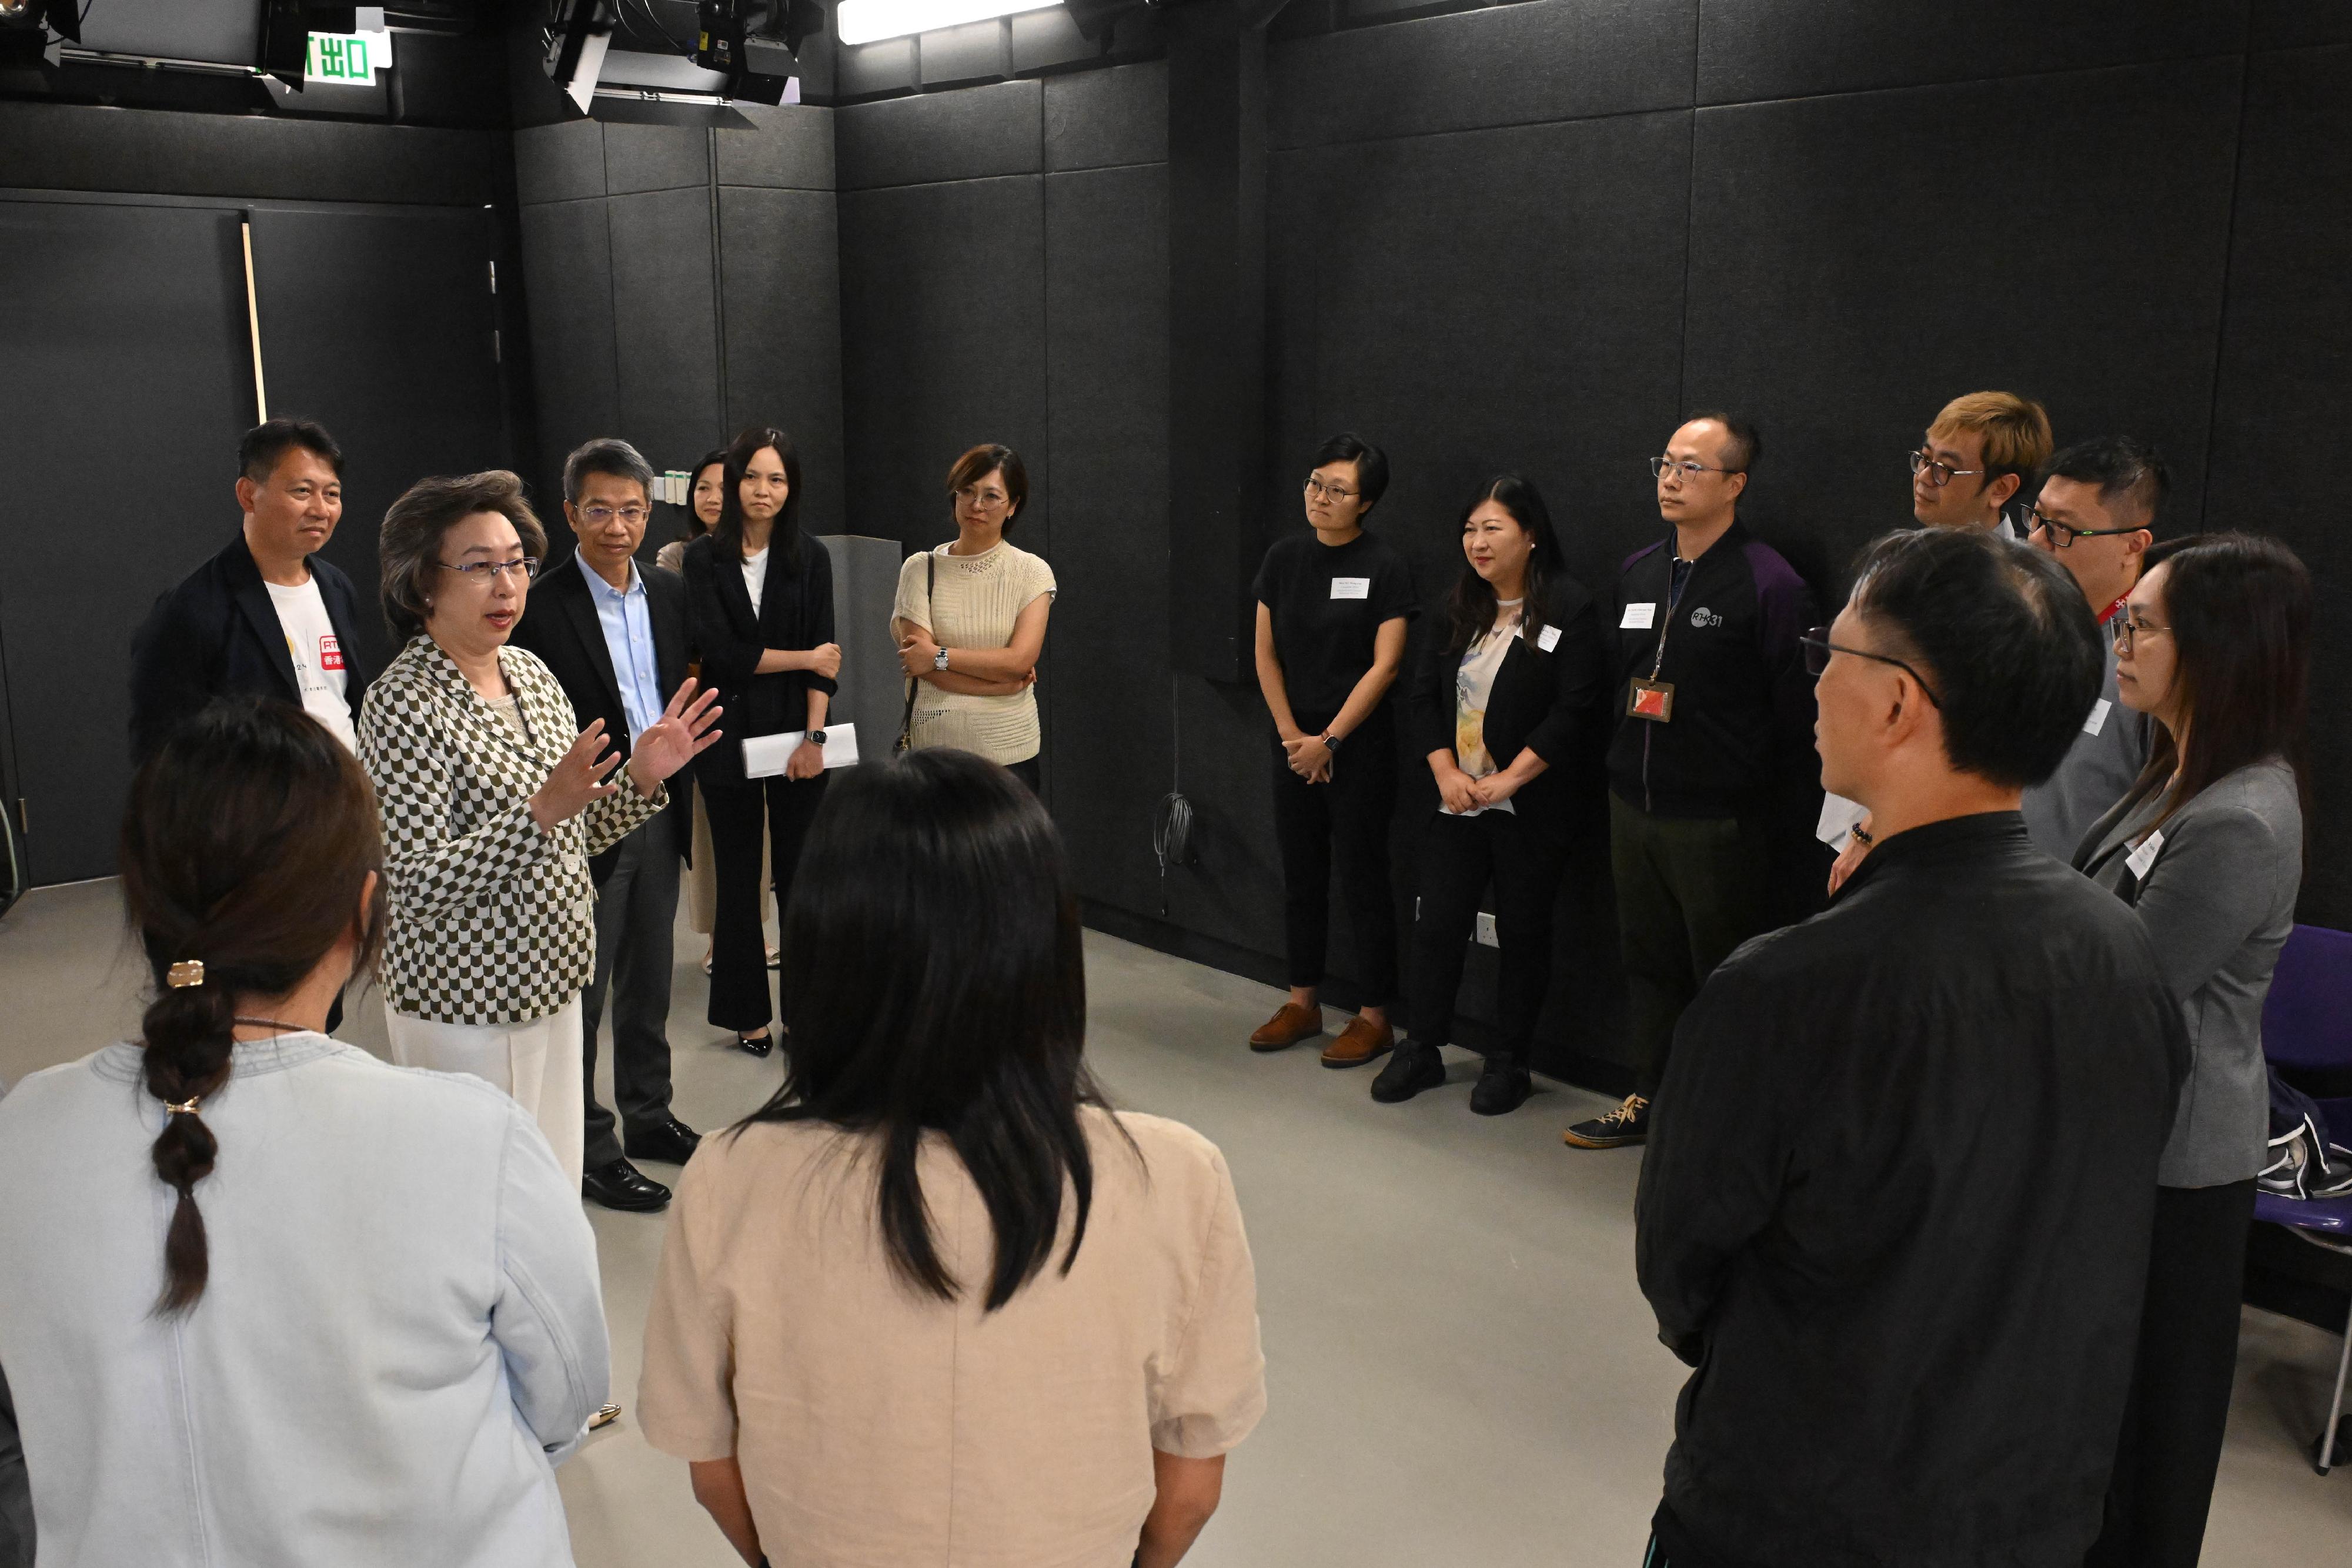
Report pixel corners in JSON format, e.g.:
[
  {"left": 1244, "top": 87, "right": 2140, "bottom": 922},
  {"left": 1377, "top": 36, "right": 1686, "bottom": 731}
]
[{"left": 1151, "top": 674, "right": 1198, "bottom": 915}]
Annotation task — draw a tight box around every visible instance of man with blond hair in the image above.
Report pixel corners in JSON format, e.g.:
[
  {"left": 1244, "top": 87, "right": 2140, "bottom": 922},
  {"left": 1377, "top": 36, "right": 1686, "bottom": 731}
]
[{"left": 1910, "top": 390, "right": 2053, "bottom": 540}]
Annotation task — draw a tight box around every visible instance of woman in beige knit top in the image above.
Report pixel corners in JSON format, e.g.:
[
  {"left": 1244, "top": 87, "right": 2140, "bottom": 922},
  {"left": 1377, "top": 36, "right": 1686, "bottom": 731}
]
[{"left": 893, "top": 443, "right": 1057, "bottom": 791}]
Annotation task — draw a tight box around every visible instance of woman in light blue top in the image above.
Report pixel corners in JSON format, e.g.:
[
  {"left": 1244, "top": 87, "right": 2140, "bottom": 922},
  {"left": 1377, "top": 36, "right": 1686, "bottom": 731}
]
[{"left": 0, "top": 700, "right": 608, "bottom": 1568}]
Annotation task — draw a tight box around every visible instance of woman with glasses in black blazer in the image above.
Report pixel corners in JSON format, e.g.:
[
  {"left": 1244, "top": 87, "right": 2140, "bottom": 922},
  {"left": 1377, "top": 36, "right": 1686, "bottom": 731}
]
[
  {"left": 1371, "top": 474, "right": 1606, "bottom": 1115},
  {"left": 681, "top": 427, "right": 840, "bottom": 1058}
]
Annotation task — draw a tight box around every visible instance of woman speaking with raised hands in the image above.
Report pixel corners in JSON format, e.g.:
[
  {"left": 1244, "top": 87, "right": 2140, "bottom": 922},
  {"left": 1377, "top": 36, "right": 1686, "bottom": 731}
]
[
  {"left": 360, "top": 470, "right": 721, "bottom": 1190},
  {"left": 0, "top": 700, "right": 609, "bottom": 1568}
]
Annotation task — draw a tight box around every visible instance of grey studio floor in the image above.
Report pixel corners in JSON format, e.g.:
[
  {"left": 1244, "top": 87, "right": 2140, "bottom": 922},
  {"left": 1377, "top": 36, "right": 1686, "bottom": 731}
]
[{"left": 5, "top": 880, "right": 2351, "bottom": 1566}]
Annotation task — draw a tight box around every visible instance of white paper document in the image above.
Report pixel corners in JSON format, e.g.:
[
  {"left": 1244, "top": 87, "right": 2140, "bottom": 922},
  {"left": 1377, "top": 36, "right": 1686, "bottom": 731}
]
[
  {"left": 743, "top": 723, "right": 861, "bottom": 778},
  {"left": 1817, "top": 792, "right": 1868, "bottom": 850}
]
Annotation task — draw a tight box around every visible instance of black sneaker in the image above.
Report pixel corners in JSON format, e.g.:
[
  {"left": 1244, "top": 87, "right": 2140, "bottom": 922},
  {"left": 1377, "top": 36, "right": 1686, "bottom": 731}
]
[
  {"left": 1369, "top": 1042, "right": 1446, "bottom": 1104},
  {"left": 1562, "top": 1094, "right": 1648, "bottom": 1149},
  {"left": 1469, "top": 1054, "right": 1532, "bottom": 1116}
]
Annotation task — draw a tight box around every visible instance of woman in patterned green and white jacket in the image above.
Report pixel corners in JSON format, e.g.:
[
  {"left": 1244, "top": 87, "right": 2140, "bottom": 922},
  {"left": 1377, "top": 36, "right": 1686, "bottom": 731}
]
[{"left": 359, "top": 470, "right": 720, "bottom": 1189}]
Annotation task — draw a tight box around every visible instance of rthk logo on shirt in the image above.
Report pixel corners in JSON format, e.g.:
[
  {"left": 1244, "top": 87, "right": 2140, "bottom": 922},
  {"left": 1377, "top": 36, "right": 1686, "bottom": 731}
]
[{"left": 319, "top": 634, "right": 345, "bottom": 672}]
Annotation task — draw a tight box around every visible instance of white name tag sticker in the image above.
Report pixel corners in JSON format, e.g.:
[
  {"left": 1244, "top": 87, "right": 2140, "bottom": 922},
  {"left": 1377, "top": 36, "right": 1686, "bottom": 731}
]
[
  {"left": 1537, "top": 624, "right": 1562, "bottom": 652},
  {"left": 1621, "top": 603, "right": 1656, "bottom": 630},
  {"left": 2125, "top": 829, "right": 2165, "bottom": 882},
  {"left": 1329, "top": 577, "right": 1370, "bottom": 600},
  {"left": 2083, "top": 698, "right": 2112, "bottom": 737}
]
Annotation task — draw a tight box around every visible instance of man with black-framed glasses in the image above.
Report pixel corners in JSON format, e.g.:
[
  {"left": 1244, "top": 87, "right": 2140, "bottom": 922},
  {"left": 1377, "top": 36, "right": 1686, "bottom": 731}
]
[
  {"left": 1909, "top": 389, "right": 2053, "bottom": 539},
  {"left": 1565, "top": 413, "right": 1819, "bottom": 1153},
  {"left": 2017, "top": 436, "right": 2164, "bottom": 857},
  {"left": 511, "top": 436, "right": 703, "bottom": 1213},
  {"left": 1636, "top": 524, "right": 2186, "bottom": 1568}
]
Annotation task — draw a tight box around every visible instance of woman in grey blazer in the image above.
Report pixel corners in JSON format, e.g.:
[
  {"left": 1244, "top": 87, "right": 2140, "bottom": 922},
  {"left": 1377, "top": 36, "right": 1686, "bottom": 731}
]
[
  {"left": 0, "top": 702, "right": 609, "bottom": 1568},
  {"left": 2075, "top": 533, "right": 2311, "bottom": 1568}
]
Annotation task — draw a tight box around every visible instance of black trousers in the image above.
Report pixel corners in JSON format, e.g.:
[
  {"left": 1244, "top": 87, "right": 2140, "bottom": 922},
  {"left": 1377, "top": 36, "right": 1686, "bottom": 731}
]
[
  {"left": 701, "top": 771, "right": 828, "bottom": 1032},
  {"left": 1409, "top": 808, "right": 1568, "bottom": 1064},
  {"left": 2086, "top": 1179, "right": 2257, "bottom": 1568},
  {"left": 1005, "top": 753, "right": 1040, "bottom": 794},
  {"left": 1609, "top": 795, "right": 1772, "bottom": 1099},
  {"left": 580, "top": 809, "right": 683, "bottom": 1168},
  {"left": 1269, "top": 713, "right": 1398, "bottom": 1004}
]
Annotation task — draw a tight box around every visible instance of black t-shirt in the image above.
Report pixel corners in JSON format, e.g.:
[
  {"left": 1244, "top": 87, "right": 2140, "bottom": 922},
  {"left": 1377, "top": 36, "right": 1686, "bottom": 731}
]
[{"left": 1251, "top": 530, "right": 1418, "bottom": 726}]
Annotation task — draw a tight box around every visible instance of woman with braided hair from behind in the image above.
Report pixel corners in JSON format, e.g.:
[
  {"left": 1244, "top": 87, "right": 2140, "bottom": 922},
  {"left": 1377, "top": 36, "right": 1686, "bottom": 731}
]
[{"left": 0, "top": 698, "right": 610, "bottom": 1568}]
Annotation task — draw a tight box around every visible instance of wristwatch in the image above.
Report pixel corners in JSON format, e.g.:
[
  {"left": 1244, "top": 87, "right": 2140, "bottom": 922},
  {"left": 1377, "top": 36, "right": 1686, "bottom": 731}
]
[
  {"left": 1321, "top": 730, "right": 1344, "bottom": 752},
  {"left": 806, "top": 729, "right": 827, "bottom": 747},
  {"left": 933, "top": 646, "right": 951, "bottom": 672}
]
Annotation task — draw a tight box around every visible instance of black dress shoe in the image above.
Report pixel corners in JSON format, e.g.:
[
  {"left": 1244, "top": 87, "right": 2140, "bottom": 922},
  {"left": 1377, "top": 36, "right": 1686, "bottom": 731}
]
[
  {"left": 626, "top": 1116, "right": 703, "bottom": 1166},
  {"left": 1369, "top": 1042, "right": 1447, "bottom": 1104},
  {"left": 582, "top": 1157, "right": 671, "bottom": 1212},
  {"left": 1469, "top": 1054, "right": 1532, "bottom": 1116},
  {"left": 733, "top": 1031, "right": 773, "bottom": 1058}
]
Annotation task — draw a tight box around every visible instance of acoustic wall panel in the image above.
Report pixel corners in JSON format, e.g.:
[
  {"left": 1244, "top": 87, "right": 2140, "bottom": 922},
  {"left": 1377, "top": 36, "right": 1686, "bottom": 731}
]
[
  {"left": 1045, "top": 61, "right": 1169, "bottom": 172},
  {"left": 834, "top": 80, "right": 1044, "bottom": 190},
  {"left": 717, "top": 105, "right": 837, "bottom": 189},
  {"left": 514, "top": 121, "right": 607, "bottom": 205},
  {"left": 0, "top": 200, "right": 253, "bottom": 884},
  {"left": 1695, "top": 0, "right": 2249, "bottom": 105},
  {"left": 1267, "top": 0, "right": 1695, "bottom": 151},
  {"left": 519, "top": 198, "right": 624, "bottom": 507},
  {"left": 248, "top": 205, "right": 509, "bottom": 675},
  {"left": 720, "top": 186, "right": 850, "bottom": 535},
  {"left": 2206, "top": 44, "right": 2352, "bottom": 926},
  {"left": 603, "top": 121, "right": 713, "bottom": 195},
  {"left": 607, "top": 186, "right": 724, "bottom": 476},
  {"left": 0, "top": 102, "right": 500, "bottom": 206},
  {"left": 1269, "top": 111, "right": 1694, "bottom": 600},
  {"left": 836, "top": 177, "right": 1048, "bottom": 553},
  {"left": 1045, "top": 164, "right": 1172, "bottom": 909},
  {"left": 1680, "top": 57, "right": 2241, "bottom": 593}
]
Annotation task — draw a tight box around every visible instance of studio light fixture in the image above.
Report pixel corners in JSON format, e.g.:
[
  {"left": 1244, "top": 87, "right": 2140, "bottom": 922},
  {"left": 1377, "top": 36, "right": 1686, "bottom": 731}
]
[{"left": 834, "top": 0, "right": 1061, "bottom": 48}]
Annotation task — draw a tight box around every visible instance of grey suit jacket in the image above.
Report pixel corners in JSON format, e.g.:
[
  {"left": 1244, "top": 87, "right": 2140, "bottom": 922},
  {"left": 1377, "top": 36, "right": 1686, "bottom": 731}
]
[{"left": 2076, "top": 757, "right": 2303, "bottom": 1188}]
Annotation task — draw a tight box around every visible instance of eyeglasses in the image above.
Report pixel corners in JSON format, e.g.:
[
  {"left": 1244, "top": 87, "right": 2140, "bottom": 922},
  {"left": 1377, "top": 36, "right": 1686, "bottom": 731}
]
[
  {"left": 954, "top": 484, "right": 1011, "bottom": 510},
  {"left": 1909, "top": 449, "right": 1983, "bottom": 488},
  {"left": 1303, "top": 475, "right": 1359, "bottom": 502},
  {"left": 439, "top": 557, "right": 540, "bottom": 582},
  {"left": 2025, "top": 508, "right": 2141, "bottom": 549},
  {"left": 1802, "top": 628, "right": 1945, "bottom": 707},
  {"left": 580, "top": 504, "right": 650, "bottom": 526},
  {"left": 1651, "top": 456, "right": 1736, "bottom": 482},
  {"left": 2112, "top": 614, "right": 2170, "bottom": 654}
]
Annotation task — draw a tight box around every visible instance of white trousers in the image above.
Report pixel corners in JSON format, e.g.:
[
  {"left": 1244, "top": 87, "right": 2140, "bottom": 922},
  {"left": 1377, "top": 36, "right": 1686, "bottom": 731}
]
[{"left": 385, "top": 995, "right": 586, "bottom": 1192}]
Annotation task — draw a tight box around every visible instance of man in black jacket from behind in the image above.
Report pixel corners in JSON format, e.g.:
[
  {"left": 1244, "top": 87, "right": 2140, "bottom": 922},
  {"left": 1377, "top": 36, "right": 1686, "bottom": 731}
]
[
  {"left": 128, "top": 419, "right": 374, "bottom": 763},
  {"left": 1635, "top": 527, "right": 2188, "bottom": 1568},
  {"left": 510, "top": 437, "right": 701, "bottom": 1213}
]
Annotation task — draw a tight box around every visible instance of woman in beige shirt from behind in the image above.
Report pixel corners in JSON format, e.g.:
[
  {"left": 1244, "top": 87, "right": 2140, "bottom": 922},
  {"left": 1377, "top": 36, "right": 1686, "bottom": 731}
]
[
  {"left": 639, "top": 748, "right": 1265, "bottom": 1568},
  {"left": 893, "top": 442, "right": 1056, "bottom": 793}
]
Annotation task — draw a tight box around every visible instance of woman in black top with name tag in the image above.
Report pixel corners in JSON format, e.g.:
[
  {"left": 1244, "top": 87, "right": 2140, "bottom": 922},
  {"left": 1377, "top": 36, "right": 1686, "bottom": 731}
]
[
  {"left": 682, "top": 426, "right": 841, "bottom": 1058},
  {"left": 1372, "top": 474, "right": 1605, "bottom": 1115},
  {"left": 1248, "top": 434, "right": 1418, "bottom": 1068}
]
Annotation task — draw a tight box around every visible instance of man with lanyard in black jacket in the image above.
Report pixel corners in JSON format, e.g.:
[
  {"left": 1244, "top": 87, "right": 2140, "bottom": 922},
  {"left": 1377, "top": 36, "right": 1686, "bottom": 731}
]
[
  {"left": 1565, "top": 413, "right": 1816, "bottom": 1151},
  {"left": 1633, "top": 525, "right": 2185, "bottom": 1568}
]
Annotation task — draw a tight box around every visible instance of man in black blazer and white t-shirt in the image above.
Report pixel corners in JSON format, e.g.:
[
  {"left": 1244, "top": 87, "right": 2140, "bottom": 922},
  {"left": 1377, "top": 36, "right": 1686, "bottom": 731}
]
[
  {"left": 129, "top": 418, "right": 374, "bottom": 763},
  {"left": 511, "top": 437, "right": 701, "bottom": 1212}
]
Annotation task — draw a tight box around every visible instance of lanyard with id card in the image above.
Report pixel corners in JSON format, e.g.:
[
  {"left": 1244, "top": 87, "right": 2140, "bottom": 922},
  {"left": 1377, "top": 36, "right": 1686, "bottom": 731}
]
[{"left": 1623, "top": 555, "right": 1682, "bottom": 721}]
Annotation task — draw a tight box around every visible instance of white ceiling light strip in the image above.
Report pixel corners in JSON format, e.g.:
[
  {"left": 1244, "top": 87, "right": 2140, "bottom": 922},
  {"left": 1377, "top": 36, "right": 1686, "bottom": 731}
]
[{"left": 835, "top": 0, "right": 1063, "bottom": 48}]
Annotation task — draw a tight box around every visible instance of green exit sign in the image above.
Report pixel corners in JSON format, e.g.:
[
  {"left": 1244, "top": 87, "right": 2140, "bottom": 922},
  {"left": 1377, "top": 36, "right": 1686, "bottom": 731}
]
[{"left": 305, "top": 30, "right": 393, "bottom": 86}]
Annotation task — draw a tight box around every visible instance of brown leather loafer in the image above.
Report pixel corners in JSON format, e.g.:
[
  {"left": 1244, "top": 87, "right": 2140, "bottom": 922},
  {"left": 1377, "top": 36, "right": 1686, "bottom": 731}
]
[
  {"left": 1320, "top": 1016, "right": 1394, "bottom": 1069},
  {"left": 1248, "top": 1002, "right": 1324, "bottom": 1052}
]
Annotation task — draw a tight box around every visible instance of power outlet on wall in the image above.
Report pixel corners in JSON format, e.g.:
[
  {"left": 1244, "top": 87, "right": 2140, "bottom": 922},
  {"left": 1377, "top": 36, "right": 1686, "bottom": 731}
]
[{"left": 1475, "top": 911, "right": 1498, "bottom": 947}]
